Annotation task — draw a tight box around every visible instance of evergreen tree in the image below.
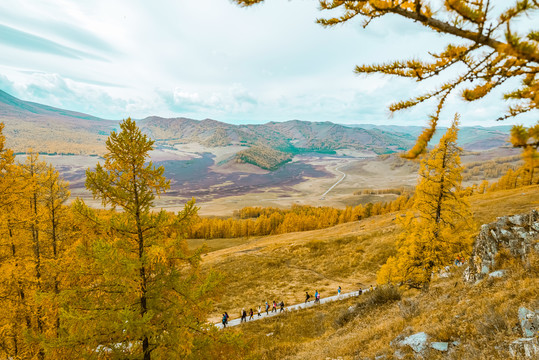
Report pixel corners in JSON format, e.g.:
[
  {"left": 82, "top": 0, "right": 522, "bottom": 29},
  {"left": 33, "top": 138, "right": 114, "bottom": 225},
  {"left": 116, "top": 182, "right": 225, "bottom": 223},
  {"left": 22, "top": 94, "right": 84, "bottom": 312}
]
[
  {"left": 68, "top": 118, "right": 226, "bottom": 359},
  {"left": 510, "top": 122, "right": 539, "bottom": 185},
  {"left": 378, "top": 117, "right": 474, "bottom": 288}
]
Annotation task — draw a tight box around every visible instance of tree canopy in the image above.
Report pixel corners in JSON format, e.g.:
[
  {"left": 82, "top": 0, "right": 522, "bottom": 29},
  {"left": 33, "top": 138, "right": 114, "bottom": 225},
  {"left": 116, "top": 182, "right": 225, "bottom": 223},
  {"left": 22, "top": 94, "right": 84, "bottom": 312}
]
[
  {"left": 377, "top": 117, "right": 474, "bottom": 288},
  {"left": 234, "top": 0, "right": 538, "bottom": 157}
]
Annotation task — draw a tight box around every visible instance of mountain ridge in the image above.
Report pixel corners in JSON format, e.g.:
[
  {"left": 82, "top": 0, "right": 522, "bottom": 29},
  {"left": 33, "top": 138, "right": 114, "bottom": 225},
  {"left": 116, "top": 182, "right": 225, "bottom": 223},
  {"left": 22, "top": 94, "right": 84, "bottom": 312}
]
[{"left": 0, "top": 89, "right": 513, "bottom": 163}]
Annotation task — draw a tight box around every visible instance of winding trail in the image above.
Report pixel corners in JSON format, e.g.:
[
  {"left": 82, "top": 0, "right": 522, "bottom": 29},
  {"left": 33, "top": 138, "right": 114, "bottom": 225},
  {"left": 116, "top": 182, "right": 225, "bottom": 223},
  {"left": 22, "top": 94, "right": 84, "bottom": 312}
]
[
  {"left": 320, "top": 164, "right": 346, "bottom": 200},
  {"left": 215, "top": 288, "right": 373, "bottom": 329}
]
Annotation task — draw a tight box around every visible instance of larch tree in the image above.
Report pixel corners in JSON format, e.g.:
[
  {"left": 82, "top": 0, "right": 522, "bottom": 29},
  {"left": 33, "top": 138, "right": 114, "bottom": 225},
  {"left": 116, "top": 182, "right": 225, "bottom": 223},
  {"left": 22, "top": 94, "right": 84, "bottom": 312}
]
[
  {"left": 0, "top": 147, "right": 73, "bottom": 359},
  {"left": 510, "top": 122, "right": 539, "bottom": 184},
  {"left": 234, "top": 0, "right": 538, "bottom": 158},
  {"left": 377, "top": 117, "right": 475, "bottom": 288},
  {"left": 68, "top": 118, "right": 232, "bottom": 359}
]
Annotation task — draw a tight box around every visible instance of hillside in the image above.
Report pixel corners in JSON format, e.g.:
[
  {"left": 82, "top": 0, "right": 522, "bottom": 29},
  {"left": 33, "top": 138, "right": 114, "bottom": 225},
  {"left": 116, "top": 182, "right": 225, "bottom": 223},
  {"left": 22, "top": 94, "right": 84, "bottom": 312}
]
[
  {"left": 356, "top": 123, "right": 513, "bottom": 151},
  {"left": 138, "top": 117, "right": 417, "bottom": 155},
  {"left": 198, "top": 185, "right": 539, "bottom": 359},
  {"left": 234, "top": 145, "right": 293, "bottom": 170},
  {"left": 0, "top": 89, "right": 516, "bottom": 165},
  {"left": 0, "top": 89, "right": 116, "bottom": 154}
]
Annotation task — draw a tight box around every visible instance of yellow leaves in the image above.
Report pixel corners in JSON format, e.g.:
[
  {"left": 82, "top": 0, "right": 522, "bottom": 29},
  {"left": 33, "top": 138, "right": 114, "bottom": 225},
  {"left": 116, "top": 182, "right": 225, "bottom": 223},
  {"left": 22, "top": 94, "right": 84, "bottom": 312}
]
[
  {"left": 379, "top": 118, "right": 474, "bottom": 288},
  {"left": 445, "top": 0, "right": 486, "bottom": 24},
  {"left": 462, "top": 82, "right": 495, "bottom": 101},
  {"left": 146, "top": 244, "right": 169, "bottom": 265}
]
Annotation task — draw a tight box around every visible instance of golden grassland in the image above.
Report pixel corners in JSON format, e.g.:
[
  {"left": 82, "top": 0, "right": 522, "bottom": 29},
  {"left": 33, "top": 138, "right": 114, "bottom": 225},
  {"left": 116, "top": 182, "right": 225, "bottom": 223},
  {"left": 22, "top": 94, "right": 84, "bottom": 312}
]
[
  {"left": 197, "top": 185, "right": 539, "bottom": 359},
  {"left": 234, "top": 256, "right": 538, "bottom": 360}
]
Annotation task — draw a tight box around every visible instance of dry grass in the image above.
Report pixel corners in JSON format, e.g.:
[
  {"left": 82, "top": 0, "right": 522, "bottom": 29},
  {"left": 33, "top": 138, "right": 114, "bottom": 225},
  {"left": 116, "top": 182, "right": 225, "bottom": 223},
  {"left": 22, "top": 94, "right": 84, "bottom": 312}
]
[
  {"left": 202, "top": 185, "right": 539, "bottom": 358},
  {"left": 202, "top": 215, "right": 399, "bottom": 320},
  {"left": 232, "top": 254, "right": 538, "bottom": 360}
]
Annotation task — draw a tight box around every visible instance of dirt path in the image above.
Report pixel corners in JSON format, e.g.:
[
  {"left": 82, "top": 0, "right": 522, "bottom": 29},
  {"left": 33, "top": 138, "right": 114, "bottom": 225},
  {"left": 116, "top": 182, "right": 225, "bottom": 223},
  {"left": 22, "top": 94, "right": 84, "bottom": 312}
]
[
  {"left": 215, "top": 288, "right": 374, "bottom": 329},
  {"left": 320, "top": 164, "right": 346, "bottom": 200}
]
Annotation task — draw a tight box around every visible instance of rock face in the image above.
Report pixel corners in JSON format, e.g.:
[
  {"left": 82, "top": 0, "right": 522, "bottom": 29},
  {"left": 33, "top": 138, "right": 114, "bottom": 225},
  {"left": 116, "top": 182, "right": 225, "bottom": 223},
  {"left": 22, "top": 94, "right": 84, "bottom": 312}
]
[
  {"left": 464, "top": 210, "right": 539, "bottom": 282},
  {"left": 519, "top": 307, "right": 539, "bottom": 338}
]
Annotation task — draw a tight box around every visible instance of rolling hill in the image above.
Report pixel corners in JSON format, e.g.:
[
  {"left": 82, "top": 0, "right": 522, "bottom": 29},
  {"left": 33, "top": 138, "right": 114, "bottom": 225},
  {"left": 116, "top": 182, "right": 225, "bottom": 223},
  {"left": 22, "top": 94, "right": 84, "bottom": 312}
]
[
  {"left": 0, "top": 89, "right": 515, "bottom": 169},
  {"left": 0, "top": 89, "right": 116, "bottom": 154}
]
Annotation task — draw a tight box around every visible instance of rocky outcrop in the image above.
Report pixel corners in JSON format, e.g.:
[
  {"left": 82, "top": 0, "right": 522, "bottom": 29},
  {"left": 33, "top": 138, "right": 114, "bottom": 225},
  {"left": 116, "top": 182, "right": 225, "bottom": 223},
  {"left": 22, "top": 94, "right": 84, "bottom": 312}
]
[{"left": 464, "top": 210, "right": 539, "bottom": 282}]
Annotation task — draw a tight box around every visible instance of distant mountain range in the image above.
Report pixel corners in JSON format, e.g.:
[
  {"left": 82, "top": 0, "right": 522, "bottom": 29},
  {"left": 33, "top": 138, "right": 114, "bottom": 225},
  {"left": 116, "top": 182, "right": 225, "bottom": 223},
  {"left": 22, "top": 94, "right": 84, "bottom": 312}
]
[{"left": 0, "top": 89, "right": 513, "bottom": 167}]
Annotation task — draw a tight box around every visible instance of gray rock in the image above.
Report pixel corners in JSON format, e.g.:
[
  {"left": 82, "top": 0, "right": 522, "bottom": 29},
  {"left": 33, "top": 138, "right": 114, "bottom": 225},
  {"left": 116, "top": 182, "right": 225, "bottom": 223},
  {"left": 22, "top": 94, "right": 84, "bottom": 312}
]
[
  {"left": 509, "top": 215, "right": 524, "bottom": 226},
  {"left": 430, "top": 342, "right": 449, "bottom": 352},
  {"left": 464, "top": 210, "right": 539, "bottom": 283},
  {"left": 401, "top": 332, "right": 429, "bottom": 353},
  {"left": 500, "top": 229, "right": 512, "bottom": 238},
  {"left": 508, "top": 337, "right": 539, "bottom": 358},
  {"left": 518, "top": 307, "right": 539, "bottom": 338},
  {"left": 452, "top": 340, "right": 461, "bottom": 346},
  {"left": 488, "top": 270, "right": 507, "bottom": 278}
]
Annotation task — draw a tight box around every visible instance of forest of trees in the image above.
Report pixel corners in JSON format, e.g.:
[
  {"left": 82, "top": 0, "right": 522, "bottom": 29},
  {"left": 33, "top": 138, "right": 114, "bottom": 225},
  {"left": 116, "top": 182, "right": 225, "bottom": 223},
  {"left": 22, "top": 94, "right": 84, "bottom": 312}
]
[
  {"left": 188, "top": 194, "right": 414, "bottom": 239},
  {"left": 234, "top": 145, "right": 293, "bottom": 170},
  {"left": 0, "top": 120, "right": 243, "bottom": 360}
]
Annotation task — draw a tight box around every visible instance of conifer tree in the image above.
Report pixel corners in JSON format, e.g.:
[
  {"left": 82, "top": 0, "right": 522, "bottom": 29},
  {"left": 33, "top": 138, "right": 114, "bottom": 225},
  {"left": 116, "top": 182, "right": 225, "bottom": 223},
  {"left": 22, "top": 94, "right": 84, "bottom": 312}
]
[
  {"left": 510, "top": 122, "right": 539, "bottom": 184},
  {"left": 69, "top": 118, "right": 227, "bottom": 359},
  {"left": 378, "top": 116, "right": 474, "bottom": 288},
  {"left": 235, "top": 0, "right": 538, "bottom": 158}
]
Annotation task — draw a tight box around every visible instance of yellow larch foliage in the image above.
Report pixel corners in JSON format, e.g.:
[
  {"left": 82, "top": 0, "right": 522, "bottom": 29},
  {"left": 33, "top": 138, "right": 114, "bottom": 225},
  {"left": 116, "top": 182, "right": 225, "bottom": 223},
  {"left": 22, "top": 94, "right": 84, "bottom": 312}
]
[
  {"left": 378, "top": 116, "right": 475, "bottom": 288},
  {"left": 234, "top": 0, "right": 539, "bottom": 158}
]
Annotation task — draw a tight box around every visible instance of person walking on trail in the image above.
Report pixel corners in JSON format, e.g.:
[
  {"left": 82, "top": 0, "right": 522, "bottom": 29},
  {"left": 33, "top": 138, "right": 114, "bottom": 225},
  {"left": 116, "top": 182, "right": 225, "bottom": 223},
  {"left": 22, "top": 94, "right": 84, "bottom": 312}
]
[
  {"left": 272, "top": 301, "right": 277, "bottom": 313},
  {"left": 257, "top": 305, "right": 261, "bottom": 317},
  {"left": 358, "top": 287, "right": 362, "bottom": 296},
  {"left": 305, "top": 291, "right": 311, "bottom": 303},
  {"left": 249, "top": 308, "right": 254, "bottom": 320},
  {"left": 338, "top": 286, "right": 341, "bottom": 297},
  {"left": 369, "top": 285, "right": 374, "bottom": 292},
  {"left": 265, "top": 301, "right": 269, "bottom": 315},
  {"left": 316, "top": 291, "right": 320, "bottom": 303},
  {"left": 314, "top": 290, "right": 319, "bottom": 303},
  {"left": 241, "top": 308, "right": 247, "bottom": 323},
  {"left": 225, "top": 312, "right": 229, "bottom": 324},
  {"left": 280, "top": 301, "right": 285, "bottom": 312},
  {"left": 222, "top": 313, "right": 227, "bottom": 328}
]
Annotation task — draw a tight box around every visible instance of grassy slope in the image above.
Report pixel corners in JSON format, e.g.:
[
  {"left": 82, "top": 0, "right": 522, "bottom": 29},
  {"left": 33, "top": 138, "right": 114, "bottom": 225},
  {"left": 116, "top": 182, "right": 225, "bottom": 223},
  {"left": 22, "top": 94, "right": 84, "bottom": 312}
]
[{"left": 198, "top": 185, "right": 539, "bottom": 359}]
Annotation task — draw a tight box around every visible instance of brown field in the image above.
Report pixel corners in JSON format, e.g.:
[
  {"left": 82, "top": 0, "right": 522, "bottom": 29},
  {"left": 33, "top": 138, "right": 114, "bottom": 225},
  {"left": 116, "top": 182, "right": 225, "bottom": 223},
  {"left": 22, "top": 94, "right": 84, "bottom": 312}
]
[{"left": 21, "top": 145, "right": 521, "bottom": 217}]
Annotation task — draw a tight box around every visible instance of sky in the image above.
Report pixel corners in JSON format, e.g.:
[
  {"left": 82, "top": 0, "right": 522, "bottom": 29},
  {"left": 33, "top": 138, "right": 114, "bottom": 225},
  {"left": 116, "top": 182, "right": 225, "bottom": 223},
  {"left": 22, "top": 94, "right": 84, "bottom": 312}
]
[{"left": 0, "top": 0, "right": 536, "bottom": 127}]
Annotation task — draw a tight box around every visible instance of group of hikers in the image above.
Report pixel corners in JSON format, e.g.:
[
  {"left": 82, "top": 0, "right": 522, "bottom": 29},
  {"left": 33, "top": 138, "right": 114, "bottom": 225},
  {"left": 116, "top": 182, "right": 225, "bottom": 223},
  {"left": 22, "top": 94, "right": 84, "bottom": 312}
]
[
  {"left": 220, "top": 285, "right": 375, "bottom": 328},
  {"left": 304, "top": 289, "right": 322, "bottom": 303},
  {"left": 221, "top": 300, "right": 285, "bottom": 328}
]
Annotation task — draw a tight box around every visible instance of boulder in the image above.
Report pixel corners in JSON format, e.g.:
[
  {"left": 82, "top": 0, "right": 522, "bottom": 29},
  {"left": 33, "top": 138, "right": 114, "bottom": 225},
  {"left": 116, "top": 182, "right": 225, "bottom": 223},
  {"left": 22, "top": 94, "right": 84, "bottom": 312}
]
[
  {"left": 488, "top": 270, "right": 507, "bottom": 278},
  {"left": 518, "top": 307, "right": 539, "bottom": 338},
  {"left": 464, "top": 210, "right": 539, "bottom": 283},
  {"left": 430, "top": 342, "right": 449, "bottom": 352},
  {"left": 400, "top": 332, "right": 429, "bottom": 353}
]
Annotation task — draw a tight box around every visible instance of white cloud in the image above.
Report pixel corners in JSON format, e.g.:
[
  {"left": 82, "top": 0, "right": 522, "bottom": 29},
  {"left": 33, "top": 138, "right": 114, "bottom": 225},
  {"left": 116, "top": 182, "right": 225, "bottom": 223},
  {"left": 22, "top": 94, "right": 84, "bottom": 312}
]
[{"left": 0, "top": 0, "right": 535, "bottom": 127}]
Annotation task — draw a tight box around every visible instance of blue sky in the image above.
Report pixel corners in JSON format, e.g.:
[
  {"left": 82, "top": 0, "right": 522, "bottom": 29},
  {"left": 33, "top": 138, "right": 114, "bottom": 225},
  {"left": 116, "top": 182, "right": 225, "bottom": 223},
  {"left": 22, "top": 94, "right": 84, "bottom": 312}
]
[{"left": 0, "top": 0, "right": 536, "bottom": 127}]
